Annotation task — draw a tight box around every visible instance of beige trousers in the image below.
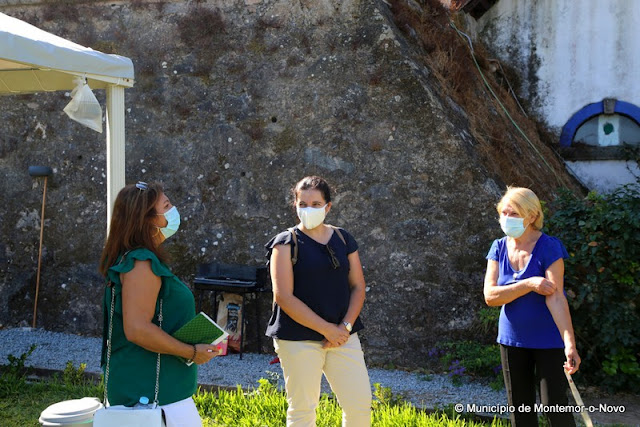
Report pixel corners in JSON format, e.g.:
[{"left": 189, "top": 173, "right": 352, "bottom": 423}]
[{"left": 274, "top": 333, "right": 372, "bottom": 427}]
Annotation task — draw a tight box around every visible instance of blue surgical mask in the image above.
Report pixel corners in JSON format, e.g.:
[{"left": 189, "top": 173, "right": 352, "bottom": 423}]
[
  {"left": 158, "top": 206, "right": 180, "bottom": 239},
  {"left": 500, "top": 216, "right": 527, "bottom": 238}
]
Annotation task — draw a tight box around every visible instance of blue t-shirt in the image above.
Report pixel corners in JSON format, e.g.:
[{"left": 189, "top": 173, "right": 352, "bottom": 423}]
[
  {"left": 265, "top": 227, "right": 364, "bottom": 341},
  {"left": 486, "top": 233, "right": 569, "bottom": 349}
]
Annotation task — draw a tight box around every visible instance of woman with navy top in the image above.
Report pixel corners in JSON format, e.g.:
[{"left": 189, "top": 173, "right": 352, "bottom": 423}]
[
  {"left": 484, "top": 187, "right": 580, "bottom": 427},
  {"left": 266, "top": 176, "right": 372, "bottom": 427}
]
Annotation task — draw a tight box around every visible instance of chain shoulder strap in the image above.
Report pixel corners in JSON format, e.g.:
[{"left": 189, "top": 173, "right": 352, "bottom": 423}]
[
  {"left": 103, "top": 286, "right": 115, "bottom": 405},
  {"left": 153, "top": 300, "right": 162, "bottom": 405},
  {"left": 103, "top": 251, "right": 163, "bottom": 407}
]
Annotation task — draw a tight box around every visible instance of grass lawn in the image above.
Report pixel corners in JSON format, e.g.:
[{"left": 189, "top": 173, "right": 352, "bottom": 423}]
[{"left": 0, "top": 374, "right": 507, "bottom": 427}]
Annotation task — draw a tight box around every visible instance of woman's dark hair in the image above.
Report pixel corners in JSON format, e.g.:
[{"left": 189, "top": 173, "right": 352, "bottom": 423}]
[
  {"left": 98, "top": 181, "right": 168, "bottom": 276},
  {"left": 291, "top": 176, "right": 332, "bottom": 205}
]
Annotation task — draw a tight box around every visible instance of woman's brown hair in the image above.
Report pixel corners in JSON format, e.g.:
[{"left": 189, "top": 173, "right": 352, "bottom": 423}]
[
  {"left": 98, "top": 181, "right": 168, "bottom": 276},
  {"left": 290, "top": 176, "right": 332, "bottom": 206}
]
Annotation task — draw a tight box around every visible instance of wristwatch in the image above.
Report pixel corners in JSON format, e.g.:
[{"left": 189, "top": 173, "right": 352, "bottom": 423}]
[{"left": 342, "top": 321, "right": 352, "bottom": 332}]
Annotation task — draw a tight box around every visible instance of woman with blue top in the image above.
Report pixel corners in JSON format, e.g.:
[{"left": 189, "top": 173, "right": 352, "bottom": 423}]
[
  {"left": 266, "top": 176, "right": 372, "bottom": 427},
  {"left": 484, "top": 186, "right": 581, "bottom": 427},
  {"left": 99, "top": 181, "right": 219, "bottom": 426}
]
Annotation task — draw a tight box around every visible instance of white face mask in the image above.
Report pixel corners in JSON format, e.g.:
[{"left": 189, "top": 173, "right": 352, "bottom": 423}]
[
  {"left": 296, "top": 204, "right": 327, "bottom": 230},
  {"left": 500, "top": 215, "right": 527, "bottom": 238}
]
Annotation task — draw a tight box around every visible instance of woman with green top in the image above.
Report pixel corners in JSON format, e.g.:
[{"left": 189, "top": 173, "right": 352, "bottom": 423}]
[{"left": 99, "top": 181, "right": 219, "bottom": 426}]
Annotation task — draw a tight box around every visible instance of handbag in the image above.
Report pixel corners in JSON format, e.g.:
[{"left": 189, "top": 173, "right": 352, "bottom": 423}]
[{"left": 94, "top": 276, "right": 166, "bottom": 427}]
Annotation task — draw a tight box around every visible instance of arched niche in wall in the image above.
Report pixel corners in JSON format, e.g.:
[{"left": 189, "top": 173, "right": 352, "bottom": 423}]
[
  {"left": 559, "top": 99, "right": 640, "bottom": 193},
  {"left": 560, "top": 99, "right": 640, "bottom": 160}
]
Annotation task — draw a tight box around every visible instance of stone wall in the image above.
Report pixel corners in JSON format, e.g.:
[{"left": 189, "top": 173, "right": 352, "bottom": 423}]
[{"left": 0, "top": 0, "right": 580, "bottom": 367}]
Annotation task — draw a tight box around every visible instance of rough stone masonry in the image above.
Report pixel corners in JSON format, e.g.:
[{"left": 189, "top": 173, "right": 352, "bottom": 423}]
[{"left": 0, "top": 0, "right": 580, "bottom": 367}]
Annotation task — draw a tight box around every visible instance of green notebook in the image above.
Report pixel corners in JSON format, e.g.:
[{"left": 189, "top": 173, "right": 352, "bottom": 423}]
[{"left": 172, "top": 312, "right": 229, "bottom": 365}]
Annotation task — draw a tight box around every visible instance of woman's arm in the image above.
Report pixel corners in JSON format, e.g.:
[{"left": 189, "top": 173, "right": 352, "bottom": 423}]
[
  {"left": 121, "top": 260, "right": 219, "bottom": 365},
  {"left": 484, "top": 259, "right": 556, "bottom": 306},
  {"left": 270, "top": 245, "right": 349, "bottom": 346},
  {"left": 544, "top": 258, "right": 581, "bottom": 374},
  {"left": 324, "top": 250, "right": 367, "bottom": 349},
  {"left": 342, "top": 250, "right": 366, "bottom": 328}
]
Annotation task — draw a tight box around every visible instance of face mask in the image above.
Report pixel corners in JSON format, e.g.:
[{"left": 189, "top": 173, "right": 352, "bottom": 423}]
[
  {"left": 500, "top": 215, "right": 527, "bottom": 238},
  {"left": 158, "top": 206, "right": 180, "bottom": 239},
  {"left": 296, "top": 204, "right": 327, "bottom": 230}
]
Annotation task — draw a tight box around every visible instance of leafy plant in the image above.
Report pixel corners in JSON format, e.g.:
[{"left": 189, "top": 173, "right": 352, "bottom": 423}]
[
  {"left": 545, "top": 185, "right": 640, "bottom": 392},
  {"left": 447, "top": 360, "right": 466, "bottom": 386},
  {"left": 476, "top": 307, "right": 500, "bottom": 335},
  {"left": 5, "top": 344, "right": 37, "bottom": 376},
  {"left": 372, "top": 382, "right": 406, "bottom": 410},
  {"left": 431, "top": 341, "right": 502, "bottom": 389},
  {"left": 0, "top": 344, "right": 37, "bottom": 397},
  {"left": 62, "top": 361, "right": 88, "bottom": 387},
  {"left": 602, "top": 348, "right": 640, "bottom": 377},
  {"left": 264, "top": 369, "right": 281, "bottom": 387}
]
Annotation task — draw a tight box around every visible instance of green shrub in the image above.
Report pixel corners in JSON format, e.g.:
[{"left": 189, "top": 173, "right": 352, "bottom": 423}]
[
  {"left": 0, "top": 344, "right": 37, "bottom": 398},
  {"left": 62, "top": 361, "right": 88, "bottom": 387},
  {"left": 430, "top": 341, "right": 503, "bottom": 389},
  {"left": 4, "top": 344, "right": 37, "bottom": 376},
  {"left": 545, "top": 185, "right": 640, "bottom": 392},
  {"left": 476, "top": 307, "right": 500, "bottom": 335},
  {"left": 372, "top": 382, "right": 406, "bottom": 410}
]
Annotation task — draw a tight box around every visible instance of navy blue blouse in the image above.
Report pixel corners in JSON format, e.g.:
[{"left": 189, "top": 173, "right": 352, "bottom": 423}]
[{"left": 265, "top": 227, "right": 364, "bottom": 341}]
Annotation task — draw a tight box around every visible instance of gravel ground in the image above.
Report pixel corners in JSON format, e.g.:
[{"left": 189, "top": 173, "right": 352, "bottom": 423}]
[{"left": 0, "top": 328, "right": 507, "bottom": 413}]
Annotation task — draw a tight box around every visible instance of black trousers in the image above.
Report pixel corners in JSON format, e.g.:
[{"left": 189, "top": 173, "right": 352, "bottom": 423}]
[{"left": 500, "top": 344, "right": 576, "bottom": 427}]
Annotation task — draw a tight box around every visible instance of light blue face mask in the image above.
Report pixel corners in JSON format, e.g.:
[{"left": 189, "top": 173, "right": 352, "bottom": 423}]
[
  {"left": 500, "top": 215, "right": 527, "bottom": 238},
  {"left": 158, "top": 206, "right": 180, "bottom": 239}
]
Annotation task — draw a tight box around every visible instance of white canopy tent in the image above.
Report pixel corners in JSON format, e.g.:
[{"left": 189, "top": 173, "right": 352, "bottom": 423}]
[{"left": 0, "top": 12, "right": 135, "bottom": 226}]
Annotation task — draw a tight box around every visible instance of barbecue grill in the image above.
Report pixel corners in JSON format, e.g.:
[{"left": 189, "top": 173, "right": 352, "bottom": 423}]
[{"left": 193, "top": 262, "right": 269, "bottom": 359}]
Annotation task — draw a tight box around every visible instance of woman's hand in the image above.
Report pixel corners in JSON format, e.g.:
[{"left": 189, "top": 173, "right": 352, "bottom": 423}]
[
  {"left": 322, "top": 323, "right": 350, "bottom": 347},
  {"left": 527, "top": 276, "right": 556, "bottom": 296},
  {"left": 484, "top": 260, "right": 538, "bottom": 306},
  {"left": 121, "top": 261, "right": 225, "bottom": 361},
  {"left": 192, "top": 343, "right": 223, "bottom": 365},
  {"left": 564, "top": 346, "right": 581, "bottom": 374}
]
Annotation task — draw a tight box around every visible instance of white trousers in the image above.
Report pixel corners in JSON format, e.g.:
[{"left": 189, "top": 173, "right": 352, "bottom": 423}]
[
  {"left": 274, "top": 333, "right": 372, "bottom": 427},
  {"left": 162, "top": 396, "right": 202, "bottom": 427},
  {"left": 102, "top": 396, "right": 201, "bottom": 427}
]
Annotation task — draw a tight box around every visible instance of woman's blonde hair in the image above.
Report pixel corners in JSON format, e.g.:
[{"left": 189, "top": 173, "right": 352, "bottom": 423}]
[{"left": 496, "top": 186, "right": 544, "bottom": 230}]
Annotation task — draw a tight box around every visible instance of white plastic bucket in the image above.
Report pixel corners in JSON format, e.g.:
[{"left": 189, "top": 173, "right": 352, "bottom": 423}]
[{"left": 39, "top": 397, "right": 103, "bottom": 426}]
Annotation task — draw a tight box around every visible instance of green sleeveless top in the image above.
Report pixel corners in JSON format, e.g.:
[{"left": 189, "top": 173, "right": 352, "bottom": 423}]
[{"left": 101, "top": 248, "right": 197, "bottom": 406}]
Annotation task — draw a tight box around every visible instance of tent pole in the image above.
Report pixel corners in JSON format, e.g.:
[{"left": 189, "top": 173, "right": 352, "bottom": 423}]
[{"left": 105, "top": 85, "right": 126, "bottom": 234}]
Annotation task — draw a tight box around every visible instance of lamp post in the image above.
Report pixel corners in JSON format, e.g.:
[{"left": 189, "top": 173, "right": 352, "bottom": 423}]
[{"left": 28, "top": 165, "right": 53, "bottom": 329}]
